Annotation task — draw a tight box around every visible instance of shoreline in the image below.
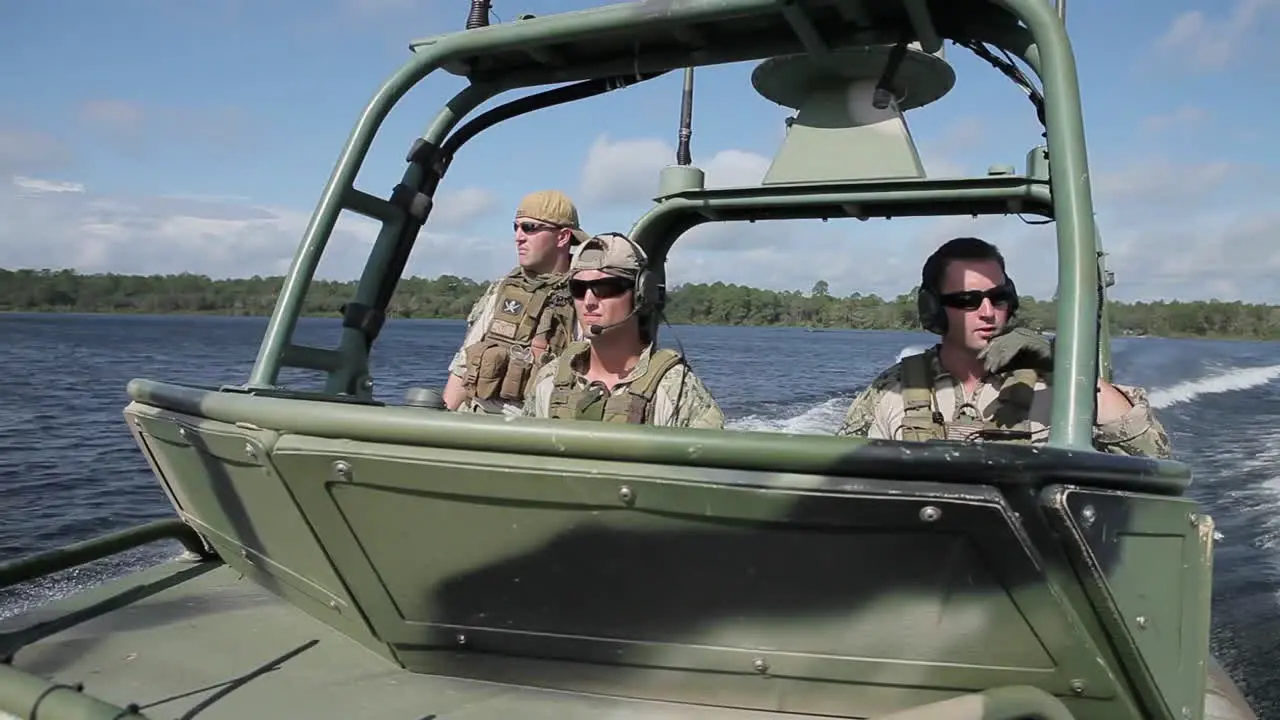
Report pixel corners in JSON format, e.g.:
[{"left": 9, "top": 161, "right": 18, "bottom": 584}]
[{"left": 2, "top": 308, "right": 1273, "bottom": 343}]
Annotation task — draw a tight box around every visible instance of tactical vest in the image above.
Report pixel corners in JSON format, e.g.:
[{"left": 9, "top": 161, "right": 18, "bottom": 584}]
[
  {"left": 462, "top": 268, "right": 575, "bottom": 403},
  {"left": 546, "top": 342, "right": 686, "bottom": 424},
  {"left": 899, "top": 351, "right": 1042, "bottom": 444}
]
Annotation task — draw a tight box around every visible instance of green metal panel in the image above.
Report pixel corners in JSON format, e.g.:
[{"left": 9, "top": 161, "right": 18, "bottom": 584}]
[
  {"left": 1043, "top": 486, "right": 1216, "bottom": 720},
  {"left": 120, "top": 402, "right": 394, "bottom": 662},
  {"left": 260, "top": 432, "right": 1146, "bottom": 718}
]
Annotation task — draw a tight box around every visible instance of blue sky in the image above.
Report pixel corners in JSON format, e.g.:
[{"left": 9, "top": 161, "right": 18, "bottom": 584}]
[{"left": 2, "top": 0, "right": 1278, "bottom": 303}]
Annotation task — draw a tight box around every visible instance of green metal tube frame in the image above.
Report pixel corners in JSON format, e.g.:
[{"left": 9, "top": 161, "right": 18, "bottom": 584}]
[
  {"left": 990, "top": 0, "right": 1101, "bottom": 450},
  {"left": 324, "top": 81, "right": 506, "bottom": 397},
  {"left": 0, "top": 662, "right": 152, "bottom": 720},
  {"left": 0, "top": 519, "right": 214, "bottom": 591},
  {"left": 125, "top": 378, "right": 1189, "bottom": 495},
  {"left": 246, "top": 0, "right": 1099, "bottom": 450}
]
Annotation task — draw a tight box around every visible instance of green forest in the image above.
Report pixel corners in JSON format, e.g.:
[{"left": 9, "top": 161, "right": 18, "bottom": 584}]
[{"left": 3, "top": 267, "right": 1279, "bottom": 340}]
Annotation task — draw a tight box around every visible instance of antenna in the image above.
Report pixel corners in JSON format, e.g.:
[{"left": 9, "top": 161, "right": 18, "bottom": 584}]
[
  {"left": 1056, "top": 0, "right": 1066, "bottom": 21},
  {"left": 466, "top": 0, "right": 491, "bottom": 29},
  {"left": 657, "top": 66, "right": 704, "bottom": 197},
  {"left": 676, "top": 67, "right": 694, "bottom": 166}
]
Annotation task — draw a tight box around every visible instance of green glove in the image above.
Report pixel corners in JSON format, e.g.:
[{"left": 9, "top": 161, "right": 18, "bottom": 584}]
[{"left": 978, "top": 327, "right": 1054, "bottom": 375}]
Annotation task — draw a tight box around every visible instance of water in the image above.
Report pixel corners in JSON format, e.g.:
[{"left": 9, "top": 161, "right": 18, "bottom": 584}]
[{"left": 2, "top": 313, "right": 1279, "bottom": 712}]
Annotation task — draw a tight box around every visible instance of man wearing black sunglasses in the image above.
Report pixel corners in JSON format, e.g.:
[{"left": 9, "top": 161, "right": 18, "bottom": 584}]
[
  {"left": 443, "top": 190, "right": 591, "bottom": 415},
  {"left": 835, "top": 236, "right": 1170, "bottom": 459},
  {"left": 521, "top": 232, "right": 725, "bottom": 429}
]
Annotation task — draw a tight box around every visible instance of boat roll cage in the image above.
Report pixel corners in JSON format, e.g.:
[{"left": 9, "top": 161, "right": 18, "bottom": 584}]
[{"left": 245, "top": 0, "right": 1109, "bottom": 452}]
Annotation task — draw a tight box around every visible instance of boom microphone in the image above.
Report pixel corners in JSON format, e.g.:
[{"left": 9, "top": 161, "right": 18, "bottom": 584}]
[{"left": 588, "top": 307, "right": 639, "bottom": 336}]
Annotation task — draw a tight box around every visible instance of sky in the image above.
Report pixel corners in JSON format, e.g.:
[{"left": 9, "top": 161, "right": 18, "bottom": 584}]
[{"left": 2, "top": 0, "right": 1279, "bottom": 304}]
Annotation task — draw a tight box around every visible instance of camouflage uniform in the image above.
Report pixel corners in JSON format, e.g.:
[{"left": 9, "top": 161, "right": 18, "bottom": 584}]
[
  {"left": 523, "top": 342, "right": 726, "bottom": 429},
  {"left": 447, "top": 190, "right": 588, "bottom": 416},
  {"left": 520, "top": 232, "right": 725, "bottom": 429},
  {"left": 447, "top": 276, "right": 578, "bottom": 416},
  {"left": 835, "top": 346, "right": 1172, "bottom": 459}
]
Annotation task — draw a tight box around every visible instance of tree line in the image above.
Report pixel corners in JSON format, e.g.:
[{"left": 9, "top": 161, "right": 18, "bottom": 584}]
[{"left": 4, "top": 268, "right": 1279, "bottom": 340}]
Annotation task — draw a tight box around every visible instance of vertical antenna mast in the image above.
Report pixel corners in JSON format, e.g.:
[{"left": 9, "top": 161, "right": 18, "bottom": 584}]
[
  {"left": 467, "top": 0, "right": 491, "bottom": 29},
  {"left": 1056, "top": 0, "right": 1066, "bottom": 21},
  {"left": 676, "top": 67, "right": 695, "bottom": 166}
]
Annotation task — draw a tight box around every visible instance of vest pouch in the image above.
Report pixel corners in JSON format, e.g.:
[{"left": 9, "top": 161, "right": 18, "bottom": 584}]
[
  {"left": 499, "top": 345, "right": 534, "bottom": 401},
  {"left": 604, "top": 396, "right": 645, "bottom": 423},
  {"left": 946, "top": 415, "right": 985, "bottom": 442},
  {"left": 899, "top": 353, "right": 947, "bottom": 442},
  {"left": 473, "top": 343, "right": 510, "bottom": 400}
]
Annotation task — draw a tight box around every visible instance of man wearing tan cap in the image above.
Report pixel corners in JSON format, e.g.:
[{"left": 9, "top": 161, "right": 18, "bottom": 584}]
[
  {"left": 442, "top": 190, "right": 590, "bottom": 414},
  {"left": 522, "top": 232, "right": 725, "bottom": 429}
]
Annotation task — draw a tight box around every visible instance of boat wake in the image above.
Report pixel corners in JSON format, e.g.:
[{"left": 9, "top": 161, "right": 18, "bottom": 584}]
[
  {"left": 896, "top": 344, "right": 930, "bottom": 362},
  {"left": 730, "top": 357, "right": 1280, "bottom": 436},
  {"left": 728, "top": 397, "right": 849, "bottom": 435},
  {"left": 1148, "top": 364, "right": 1280, "bottom": 410}
]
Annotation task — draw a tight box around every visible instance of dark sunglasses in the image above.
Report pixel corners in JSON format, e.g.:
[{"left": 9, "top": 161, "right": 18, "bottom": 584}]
[
  {"left": 939, "top": 285, "right": 1016, "bottom": 311},
  {"left": 514, "top": 220, "right": 559, "bottom": 234},
  {"left": 569, "top": 277, "right": 633, "bottom": 300}
]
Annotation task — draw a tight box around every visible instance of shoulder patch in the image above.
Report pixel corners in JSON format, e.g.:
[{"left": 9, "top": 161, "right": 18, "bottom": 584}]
[{"left": 500, "top": 297, "right": 525, "bottom": 315}]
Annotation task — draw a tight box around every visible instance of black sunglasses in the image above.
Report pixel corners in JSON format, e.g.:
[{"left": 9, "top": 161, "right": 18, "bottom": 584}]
[
  {"left": 569, "top": 277, "right": 633, "bottom": 300},
  {"left": 939, "top": 285, "right": 1016, "bottom": 311},
  {"left": 514, "top": 220, "right": 559, "bottom": 234}
]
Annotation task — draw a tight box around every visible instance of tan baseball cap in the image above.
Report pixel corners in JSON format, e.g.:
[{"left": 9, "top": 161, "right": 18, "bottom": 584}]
[
  {"left": 514, "top": 190, "right": 590, "bottom": 245},
  {"left": 571, "top": 232, "right": 646, "bottom": 279}
]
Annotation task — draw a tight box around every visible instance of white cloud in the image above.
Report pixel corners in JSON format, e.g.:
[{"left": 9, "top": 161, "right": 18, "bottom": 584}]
[
  {"left": 80, "top": 99, "right": 145, "bottom": 132},
  {"left": 1092, "top": 158, "right": 1237, "bottom": 206},
  {"left": 1141, "top": 106, "right": 1209, "bottom": 134},
  {"left": 0, "top": 159, "right": 508, "bottom": 282},
  {"left": 667, "top": 221, "right": 940, "bottom": 298},
  {"left": 13, "top": 176, "right": 85, "bottom": 194},
  {"left": 5, "top": 112, "right": 1278, "bottom": 306},
  {"left": 917, "top": 117, "right": 985, "bottom": 178},
  {"left": 963, "top": 157, "right": 1280, "bottom": 304},
  {"left": 78, "top": 99, "right": 254, "bottom": 155},
  {"left": 0, "top": 127, "right": 69, "bottom": 176},
  {"left": 580, "top": 134, "right": 771, "bottom": 205},
  {"left": 575, "top": 129, "right": 1280, "bottom": 304},
  {"left": 1100, "top": 210, "right": 1280, "bottom": 303},
  {"left": 580, "top": 120, "right": 977, "bottom": 206},
  {"left": 430, "top": 186, "right": 497, "bottom": 229},
  {"left": 702, "top": 149, "right": 773, "bottom": 187},
  {"left": 581, "top": 125, "right": 996, "bottom": 293},
  {"left": 1154, "top": 0, "right": 1279, "bottom": 71},
  {"left": 580, "top": 136, "right": 669, "bottom": 204}
]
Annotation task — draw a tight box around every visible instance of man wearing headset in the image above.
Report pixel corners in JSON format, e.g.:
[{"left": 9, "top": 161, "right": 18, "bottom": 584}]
[
  {"left": 522, "top": 232, "right": 726, "bottom": 429},
  {"left": 835, "top": 236, "right": 1171, "bottom": 458}
]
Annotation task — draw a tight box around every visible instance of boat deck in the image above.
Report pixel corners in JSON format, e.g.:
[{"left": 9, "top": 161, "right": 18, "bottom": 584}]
[{"left": 2, "top": 559, "right": 825, "bottom": 719}]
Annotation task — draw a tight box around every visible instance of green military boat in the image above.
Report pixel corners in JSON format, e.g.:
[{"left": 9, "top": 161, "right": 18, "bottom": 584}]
[{"left": 0, "top": 0, "right": 1263, "bottom": 718}]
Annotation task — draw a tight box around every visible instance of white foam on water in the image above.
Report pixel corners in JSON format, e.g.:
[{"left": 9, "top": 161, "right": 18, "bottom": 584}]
[
  {"left": 1148, "top": 364, "right": 1280, "bottom": 409},
  {"left": 727, "top": 357, "right": 1280, "bottom": 436},
  {"left": 896, "top": 344, "right": 930, "bottom": 362},
  {"left": 0, "top": 544, "right": 184, "bottom": 622},
  {"left": 728, "top": 396, "right": 850, "bottom": 435}
]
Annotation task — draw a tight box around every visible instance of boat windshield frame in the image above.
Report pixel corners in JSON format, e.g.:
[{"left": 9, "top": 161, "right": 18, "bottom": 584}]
[{"left": 243, "top": 0, "right": 1103, "bottom": 451}]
